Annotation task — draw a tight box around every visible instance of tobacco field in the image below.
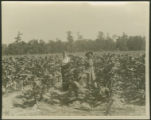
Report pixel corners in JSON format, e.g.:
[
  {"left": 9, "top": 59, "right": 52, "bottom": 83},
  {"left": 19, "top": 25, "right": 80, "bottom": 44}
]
[{"left": 2, "top": 52, "right": 146, "bottom": 116}]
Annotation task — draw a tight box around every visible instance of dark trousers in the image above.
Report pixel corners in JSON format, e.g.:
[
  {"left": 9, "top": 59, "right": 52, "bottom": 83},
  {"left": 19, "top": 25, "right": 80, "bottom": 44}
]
[{"left": 61, "top": 65, "right": 69, "bottom": 91}]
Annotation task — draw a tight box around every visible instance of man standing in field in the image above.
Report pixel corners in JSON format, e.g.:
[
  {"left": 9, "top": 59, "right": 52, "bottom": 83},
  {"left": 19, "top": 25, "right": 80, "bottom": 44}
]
[
  {"left": 85, "top": 51, "right": 97, "bottom": 89},
  {"left": 72, "top": 51, "right": 97, "bottom": 91},
  {"left": 61, "top": 51, "right": 71, "bottom": 91}
]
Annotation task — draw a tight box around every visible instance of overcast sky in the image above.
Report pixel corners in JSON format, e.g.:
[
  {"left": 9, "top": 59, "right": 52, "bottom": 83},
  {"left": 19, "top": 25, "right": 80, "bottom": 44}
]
[{"left": 2, "top": 1, "right": 149, "bottom": 44}]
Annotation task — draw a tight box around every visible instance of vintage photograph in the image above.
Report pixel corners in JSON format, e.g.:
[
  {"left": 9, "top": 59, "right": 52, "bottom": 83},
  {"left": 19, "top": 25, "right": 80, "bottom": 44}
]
[{"left": 2, "top": 1, "right": 150, "bottom": 119}]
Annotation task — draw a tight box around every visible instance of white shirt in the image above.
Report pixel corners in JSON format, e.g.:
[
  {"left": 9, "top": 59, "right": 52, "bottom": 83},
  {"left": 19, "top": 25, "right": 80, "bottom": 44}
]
[{"left": 62, "top": 56, "right": 70, "bottom": 65}]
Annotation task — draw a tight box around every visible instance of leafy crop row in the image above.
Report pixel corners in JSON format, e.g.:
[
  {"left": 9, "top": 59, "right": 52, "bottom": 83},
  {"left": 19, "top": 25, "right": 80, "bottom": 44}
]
[{"left": 2, "top": 53, "right": 145, "bottom": 114}]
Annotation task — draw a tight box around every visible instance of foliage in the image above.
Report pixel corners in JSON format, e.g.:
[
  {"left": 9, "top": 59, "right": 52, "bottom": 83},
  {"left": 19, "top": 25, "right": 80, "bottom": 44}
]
[
  {"left": 2, "top": 53, "right": 145, "bottom": 115},
  {"left": 2, "top": 32, "right": 145, "bottom": 55}
]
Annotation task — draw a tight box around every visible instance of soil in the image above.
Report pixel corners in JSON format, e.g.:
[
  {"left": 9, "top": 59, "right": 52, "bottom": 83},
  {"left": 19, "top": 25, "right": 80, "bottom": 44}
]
[{"left": 2, "top": 91, "right": 145, "bottom": 116}]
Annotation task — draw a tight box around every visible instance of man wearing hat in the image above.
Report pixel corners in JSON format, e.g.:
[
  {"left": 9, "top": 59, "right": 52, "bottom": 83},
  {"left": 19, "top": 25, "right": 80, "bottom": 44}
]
[
  {"left": 61, "top": 51, "right": 71, "bottom": 91},
  {"left": 85, "top": 51, "right": 97, "bottom": 89}
]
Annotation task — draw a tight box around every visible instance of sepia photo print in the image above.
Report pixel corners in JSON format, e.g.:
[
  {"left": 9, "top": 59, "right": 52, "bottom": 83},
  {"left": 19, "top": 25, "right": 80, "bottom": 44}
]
[{"left": 1, "top": 1, "right": 150, "bottom": 119}]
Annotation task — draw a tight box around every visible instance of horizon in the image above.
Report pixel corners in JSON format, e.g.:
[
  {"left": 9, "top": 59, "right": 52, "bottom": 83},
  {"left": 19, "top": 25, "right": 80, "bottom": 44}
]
[
  {"left": 2, "top": 1, "right": 149, "bottom": 44},
  {"left": 2, "top": 31, "right": 147, "bottom": 45}
]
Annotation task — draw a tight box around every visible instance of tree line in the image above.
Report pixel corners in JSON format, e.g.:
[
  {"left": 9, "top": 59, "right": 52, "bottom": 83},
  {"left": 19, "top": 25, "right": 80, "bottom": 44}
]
[{"left": 2, "top": 31, "right": 145, "bottom": 55}]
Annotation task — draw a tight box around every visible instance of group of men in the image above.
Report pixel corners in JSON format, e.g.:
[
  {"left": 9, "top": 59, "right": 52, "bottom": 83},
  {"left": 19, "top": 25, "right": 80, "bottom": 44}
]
[{"left": 61, "top": 51, "right": 97, "bottom": 91}]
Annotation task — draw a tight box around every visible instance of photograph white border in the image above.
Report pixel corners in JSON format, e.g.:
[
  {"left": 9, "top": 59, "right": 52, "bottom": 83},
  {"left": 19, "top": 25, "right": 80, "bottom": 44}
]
[{"left": 2, "top": 1, "right": 150, "bottom": 119}]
